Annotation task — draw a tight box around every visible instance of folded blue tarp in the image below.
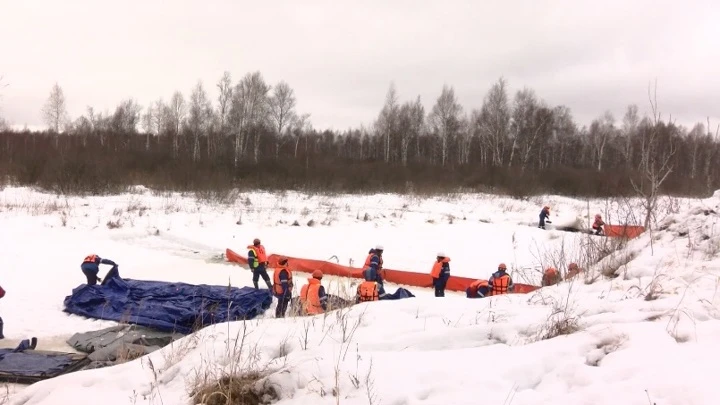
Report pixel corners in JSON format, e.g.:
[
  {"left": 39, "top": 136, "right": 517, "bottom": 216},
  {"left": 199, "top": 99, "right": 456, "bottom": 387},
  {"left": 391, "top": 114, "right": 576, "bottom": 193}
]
[
  {"left": 0, "top": 340, "right": 89, "bottom": 384},
  {"left": 63, "top": 277, "right": 272, "bottom": 334},
  {"left": 381, "top": 287, "right": 416, "bottom": 300}
]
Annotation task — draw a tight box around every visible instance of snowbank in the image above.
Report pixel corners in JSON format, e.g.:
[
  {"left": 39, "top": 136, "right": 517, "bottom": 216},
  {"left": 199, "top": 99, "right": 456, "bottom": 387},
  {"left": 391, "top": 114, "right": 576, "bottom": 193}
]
[{"left": 1, "top": 186, "right": 717, "bottom": 405}]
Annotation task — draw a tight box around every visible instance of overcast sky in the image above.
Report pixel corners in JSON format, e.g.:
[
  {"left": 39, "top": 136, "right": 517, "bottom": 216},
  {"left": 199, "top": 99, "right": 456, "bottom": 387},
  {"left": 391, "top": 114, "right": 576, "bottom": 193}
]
[{"left": 1, "top": 0, "right": 719, "bottom": 132}]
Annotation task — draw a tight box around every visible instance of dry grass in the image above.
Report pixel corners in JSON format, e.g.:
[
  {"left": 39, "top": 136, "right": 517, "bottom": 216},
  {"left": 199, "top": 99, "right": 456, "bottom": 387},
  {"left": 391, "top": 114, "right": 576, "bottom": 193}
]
[{"left": 190, "top": 372, "right": 276, "bottom": 405}]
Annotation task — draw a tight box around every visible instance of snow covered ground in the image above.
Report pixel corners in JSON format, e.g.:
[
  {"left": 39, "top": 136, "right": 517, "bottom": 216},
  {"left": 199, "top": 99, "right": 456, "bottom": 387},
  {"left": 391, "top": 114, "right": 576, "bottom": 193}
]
[{"left": 1, "top": 185, "right": 719, "bottom": 404}]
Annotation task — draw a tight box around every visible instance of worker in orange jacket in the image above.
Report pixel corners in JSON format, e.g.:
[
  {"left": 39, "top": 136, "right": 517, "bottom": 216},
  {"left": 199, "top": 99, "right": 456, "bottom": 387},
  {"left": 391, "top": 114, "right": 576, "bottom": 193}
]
[
  {"left": 466, "top": 279, "right": 490, "bottom": 298},
  {"left": 488, "top": 263, "right": 514, "bottom": 295},
  {"left": 565, "top": 262, "right": 582, "bottom": 280},
  {"left": 356, "top": 280, "right": 380, "bottom": 303},
  {"left": 430, "top": 252, "right": 451, "bottom": 297},
  {"left": 248, "top": 238, "right": 272, "bottom": 291},
  {"left": 299, "top": 270, "right": 328, "bottom": 315},
  {"left": 541, "top": 267, "right": 562, "bottom": 287},
  {"left": 592, "top": 214, "right": 605, "bottom": 235},
  {"left": 272, "top": 258, "right": 293, "bottom": 318}
]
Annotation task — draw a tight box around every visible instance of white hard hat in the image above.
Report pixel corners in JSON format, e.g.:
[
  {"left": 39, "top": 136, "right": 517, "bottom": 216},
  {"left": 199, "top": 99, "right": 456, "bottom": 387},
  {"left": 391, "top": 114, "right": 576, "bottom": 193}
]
[
  {"left": 437, "top": 251, "right": 446, "bottom": 257},
  {"left": 375, "top": 244, "right": 384, "bottom": 250}
]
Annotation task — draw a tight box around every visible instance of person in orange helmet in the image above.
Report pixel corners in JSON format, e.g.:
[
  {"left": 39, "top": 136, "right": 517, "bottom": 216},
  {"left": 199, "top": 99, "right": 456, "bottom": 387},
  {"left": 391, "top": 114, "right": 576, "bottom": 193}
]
[
  {"left": 299, "top": 270, "right": 328, "bottom": 315},
  {"left": 488, "top": 263, "right": 514, "bottom": 295},
  {"left": 592, "top": 214, "right": 605, "bottom": 235},
  {"left": 430, "top": 252, "right": 451, "bottom": 297},
  {"left": 272, "top": 258, "right": 293, "bottom": 318},
  {"left": 248, "top": 238, "right": 272, "bottom": 291},
  {"left": 565, "top": 262, "right": 582, "bottom": 280},
  {"left": 539, "top": 206, "right": 551, "bottom": 230},
  {"left": 541, "top": 267, "right": 562, "bottom": 287}
]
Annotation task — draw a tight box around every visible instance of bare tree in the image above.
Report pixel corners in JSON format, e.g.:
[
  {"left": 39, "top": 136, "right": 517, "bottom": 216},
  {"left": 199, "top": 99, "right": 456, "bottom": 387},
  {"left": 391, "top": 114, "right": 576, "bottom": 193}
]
[
  {"left": 397, "top": 96, "right": 424, "bottom": 166},
  {"left": 588, "top": 111, "right": 615, "bottom": 171},
  {"left": 428, "top": 85, "right": 463, "bottom": 166},
  {"left": 376, "top": 83, "right": 399, "bottom": 163},
  {"left": 141, "top": 106, "right": 154, "bottom": 150},
  {"left": 477, "top": 77, "right": 511, "bottom": 167},
  {"left": 168, "top": 91, "right": 186, "bottom": 158},
  {"left": 187, "top": 81, "right": 213, "bottom": 162},
  {"left": 269, "top": 81, "right": 297, "bottom": 159},
  {"left": 631, "top": 81, "right": 677, "bottom": 237},
  {"left": 229, "top": 71, "right": 271, "bottom": 165},
  {"left": 216, "top": 71, "right": 233, "bottom": 134},
  {"left": 42, "top": 83, "right": 69, "bottom": 146}
]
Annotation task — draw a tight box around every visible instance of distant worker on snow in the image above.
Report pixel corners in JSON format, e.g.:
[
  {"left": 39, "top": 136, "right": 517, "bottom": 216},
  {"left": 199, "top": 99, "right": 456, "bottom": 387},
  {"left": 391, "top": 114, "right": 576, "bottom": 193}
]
[
  {"left": 81, "top": 254, "right": 117, "bottom": 286},
  {"left": 0, "top": 283, "right": 5, "bottom": 339},
  {"left": 272, "top": 257, "right": 293, "bottom": 318},
  {"left": 248, "top": 238, "right": 272, "bottom": 291},
  {"left": 489, "top": 263, "right": 514, "bottom": 295},
  {"left": 592, "top": 214, "right": 605, "bottom": 235},
  {"left": 466, "top": 279, "right": 490, "bottom": 298},
  {"left": 539, "top": 206, "right": 551, "bottom": 229},
  {"left": 299, "top": 270, "right": 328, "bottom": 315},
  {"left": 363, "top": 245, "right": 387, "bottom": 298},
  {"left": 430, "top": 252, "right": 451, "bottom": 297},
  {"left": 357, "top": 279, "right": 380, "bottom": 303},
  {"left": 566, "top": 262, "right": 582, "bottom": 281},
  {"left": 541, "top": 267, "right": 562, "bottom": 287}
]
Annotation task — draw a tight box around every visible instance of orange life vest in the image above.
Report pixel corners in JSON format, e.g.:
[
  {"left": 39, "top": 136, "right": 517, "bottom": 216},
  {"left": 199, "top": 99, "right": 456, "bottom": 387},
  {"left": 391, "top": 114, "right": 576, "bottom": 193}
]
[
  {"left": 468, "top": 279, "right": 489, "bottom": 296},
  {"left": 593, "top": 218, "right": 604, "bottom": 229},
  {"left": 364, "top": 253, "right": 383, "bottom": 270},
  {"left": 83, "top": 254, "right": 98, "bottom": 264},
  {"left": 247, "top": 244, "right": 268, "bottom": 263},
  {"left": 430, "top": 257, "right": 450, "bottom": 278},
  {"left": 299, "top": 278, "right": 324, "bottom": 315},
  {"left": 357, "top": 281, "right": 379, "bottom": 302},
  {"left": 490, "top": 273, "right": 511, "bottom": 296},
  {"left": 273, "top": 267, "right": 293, "bottom": 295}
]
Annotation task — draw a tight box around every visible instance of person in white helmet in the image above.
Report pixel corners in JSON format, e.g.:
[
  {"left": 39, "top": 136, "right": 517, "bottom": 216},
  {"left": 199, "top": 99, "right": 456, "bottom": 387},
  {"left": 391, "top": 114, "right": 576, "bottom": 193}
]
[
  {"left": 362, "top": 245, "right": 387, "bottom": 298},
  {"left": 430, "top": 252, "right": 451, "bottom": 297}
]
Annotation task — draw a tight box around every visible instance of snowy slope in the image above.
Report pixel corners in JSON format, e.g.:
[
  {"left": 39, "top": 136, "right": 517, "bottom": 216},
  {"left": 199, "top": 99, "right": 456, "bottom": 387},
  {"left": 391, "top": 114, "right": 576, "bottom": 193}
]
[{"left": 1, "top": 186, "right": 717, "bottom": 404}]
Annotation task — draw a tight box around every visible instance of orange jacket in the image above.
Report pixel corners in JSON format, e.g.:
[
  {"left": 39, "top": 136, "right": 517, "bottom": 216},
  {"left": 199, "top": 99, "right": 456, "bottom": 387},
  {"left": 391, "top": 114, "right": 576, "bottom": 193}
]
[
  {"left": 489, "top": 270, "right": 513, "bottom": 295},
  {"left": 430, "top": 257, "right": 451, "bottom": 278},
  {"left": 247, "top": 244, "right": 268, "bottom": 268},
  {"left": 300, "top": 278, "right": 325, "bottom": 315},
  {"left": 468, "top": 279, "right": 489, "bottom": 297},
  {"left": 357, "top": 281, "right": 379, "bottom": 302},
  {"left": 272, "top": 267, "right": 293, "bottom": 296}
]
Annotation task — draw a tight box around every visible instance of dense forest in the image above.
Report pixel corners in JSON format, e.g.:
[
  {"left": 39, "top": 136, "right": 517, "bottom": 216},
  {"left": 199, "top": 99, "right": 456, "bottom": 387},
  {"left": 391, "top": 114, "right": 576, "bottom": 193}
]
[{"left": 0, "top": 73, "right": 717, "bottom": 198}]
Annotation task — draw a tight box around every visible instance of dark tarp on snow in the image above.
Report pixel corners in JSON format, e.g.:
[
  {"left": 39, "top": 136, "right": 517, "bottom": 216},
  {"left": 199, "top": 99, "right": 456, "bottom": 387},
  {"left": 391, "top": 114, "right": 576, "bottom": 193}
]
[
  {"left": 0, "top": 342, "right": 89, "bottom": 384},
  {"left": 63, "top": 277, "right": 273, "bottom": 334},
  {"left": 381, "top": 287, "right": 415, "bottom": 300},
  {"left": 67, "top": 325, "right": 184, "bottom": 369}
]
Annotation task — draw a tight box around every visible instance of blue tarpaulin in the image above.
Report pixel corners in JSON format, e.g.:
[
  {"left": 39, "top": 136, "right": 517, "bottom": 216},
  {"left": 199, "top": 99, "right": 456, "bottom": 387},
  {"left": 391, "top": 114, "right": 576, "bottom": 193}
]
[
  {"left": 0, "top": 340, "right": 89, "bottom": 383},
  {"left": 63, "top": 277, "right": 272, "bottom": 334},
  {"left": 381, "top": 287, "right": 416, "bottom": 300}
]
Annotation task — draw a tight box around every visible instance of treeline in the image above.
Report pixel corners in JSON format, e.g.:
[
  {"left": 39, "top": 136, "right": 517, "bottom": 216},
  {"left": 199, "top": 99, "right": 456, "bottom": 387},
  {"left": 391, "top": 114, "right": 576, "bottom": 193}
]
[{"left": 0, "top": 73, "right": 718, "bottom": 198}]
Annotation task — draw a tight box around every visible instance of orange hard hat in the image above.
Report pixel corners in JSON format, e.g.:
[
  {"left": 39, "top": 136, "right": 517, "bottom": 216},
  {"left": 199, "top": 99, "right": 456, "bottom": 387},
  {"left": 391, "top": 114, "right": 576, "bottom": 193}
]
[
  {"left": 595, "top": 214, "right": 601, "bottom": 218},
  {"left": 546, "top": 267, "right": 558, "bottom": 274},
  {"left": 498, "top": 263, "right": 507, "bottom": 270},
  {"left": 544, "top": 206, "right": 550, "bottom": 210},
  {"left": 312, "top": 270, "right": 323, "bottom": 279},
  {"left": 568, "top": 262, "right": 579, "bottom": 270}
]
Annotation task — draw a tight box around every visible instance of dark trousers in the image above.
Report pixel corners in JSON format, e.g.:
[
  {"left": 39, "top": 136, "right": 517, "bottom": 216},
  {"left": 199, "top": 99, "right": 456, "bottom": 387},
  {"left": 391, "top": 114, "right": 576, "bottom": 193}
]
[
  {"left": 252, "top": 265, "right": 272, "bottom": 290},
  {"left": 81, "top": 263, "right": 99, "bottom": 285},
  {"left": 0, "top": 316, "right": 4, "bottom": 339},
  {"left": 434, "top": 277, "right": 448, "bottom": 297},
  {"left": 539, "top": 217, "right": 546, "bottom": 229},
  {"left": 275, "top": 293, "right": 291, "bottom": 318}
]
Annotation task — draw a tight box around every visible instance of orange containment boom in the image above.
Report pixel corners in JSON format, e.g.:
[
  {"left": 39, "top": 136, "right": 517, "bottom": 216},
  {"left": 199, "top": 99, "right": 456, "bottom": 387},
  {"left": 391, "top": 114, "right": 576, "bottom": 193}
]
[
  {"left": 603, "top": 224, "right": 645, "bottom": 239},
  {"left": 226, "top": 248, "right": 539, "bottom": 294}
]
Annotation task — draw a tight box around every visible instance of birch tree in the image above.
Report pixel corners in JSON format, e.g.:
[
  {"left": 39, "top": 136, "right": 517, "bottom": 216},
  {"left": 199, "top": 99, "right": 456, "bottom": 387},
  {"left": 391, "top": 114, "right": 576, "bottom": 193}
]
[
  {"left": 188, "top": 81, "right": 213, "bottom": 162},
  {"left": 42, "top": 83, "right": 68, "bottom": 146},
  {"left": 269, "top": 81, "right": 297, "bottom": 159},
  {"left": 428, "top": 85, "right": 463, "bottom": 166},
  {"left": 477, "top": 78, "right": 511, "bottom": 167}
]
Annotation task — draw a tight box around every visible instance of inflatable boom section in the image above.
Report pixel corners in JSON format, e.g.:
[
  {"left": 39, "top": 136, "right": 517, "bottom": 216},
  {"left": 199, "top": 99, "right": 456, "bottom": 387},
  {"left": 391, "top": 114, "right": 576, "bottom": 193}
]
[{"left": 226, "top": 248, "right": 539, "bottom": 294}]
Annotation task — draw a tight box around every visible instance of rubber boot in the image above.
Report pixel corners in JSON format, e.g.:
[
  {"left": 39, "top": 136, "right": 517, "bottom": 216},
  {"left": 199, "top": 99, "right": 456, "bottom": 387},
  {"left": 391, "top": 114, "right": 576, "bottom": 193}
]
[{"left": 253, "top": 281, "right": 259, "bottom": 289}]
